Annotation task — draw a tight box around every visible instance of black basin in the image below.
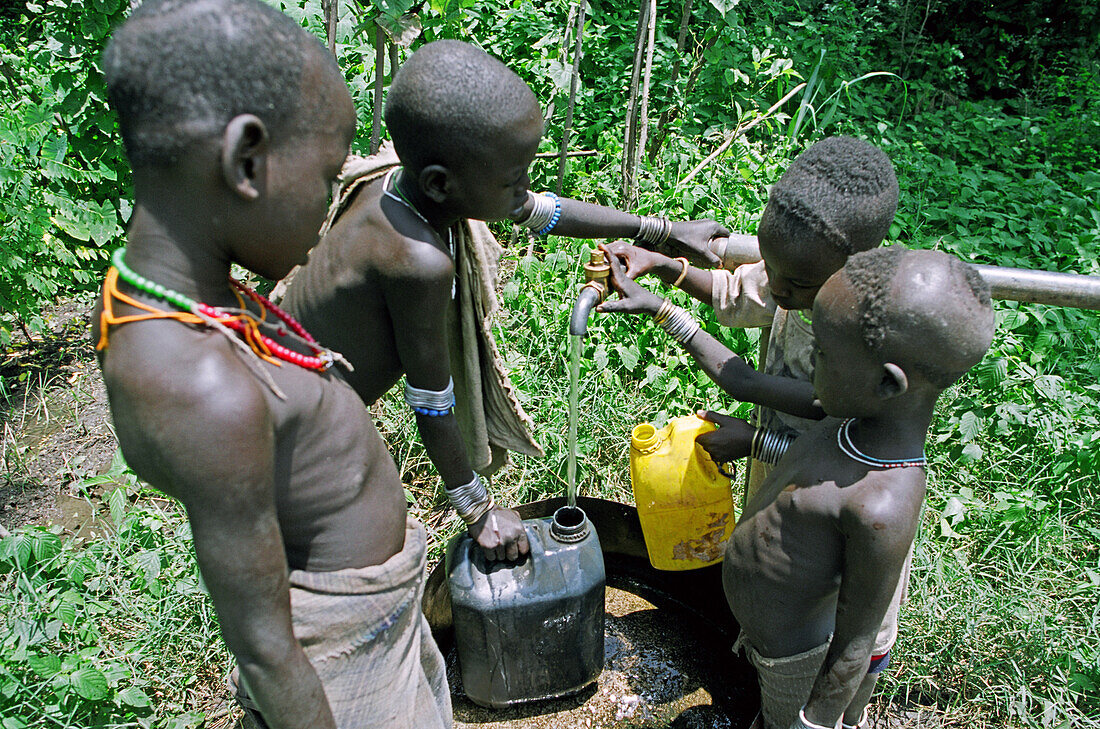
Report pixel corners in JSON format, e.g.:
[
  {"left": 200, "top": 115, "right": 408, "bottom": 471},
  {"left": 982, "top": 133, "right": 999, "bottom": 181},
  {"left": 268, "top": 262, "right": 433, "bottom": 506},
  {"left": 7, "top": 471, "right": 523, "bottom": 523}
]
[{"left": 422, "top": 496, "right": 761, "bottom": 726}]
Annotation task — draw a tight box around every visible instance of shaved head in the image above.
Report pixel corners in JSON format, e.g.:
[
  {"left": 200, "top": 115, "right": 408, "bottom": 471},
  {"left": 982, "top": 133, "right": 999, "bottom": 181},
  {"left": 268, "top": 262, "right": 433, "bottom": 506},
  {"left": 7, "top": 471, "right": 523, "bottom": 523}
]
[
  {"left": 840, "top": 247, "right": 994, "bottom": 388},
  {"left": 103, "top": 0, "right": 341, "bottom": 168},
  {"left": 384, "top": 40, "right": 541, "bottom": 172}
]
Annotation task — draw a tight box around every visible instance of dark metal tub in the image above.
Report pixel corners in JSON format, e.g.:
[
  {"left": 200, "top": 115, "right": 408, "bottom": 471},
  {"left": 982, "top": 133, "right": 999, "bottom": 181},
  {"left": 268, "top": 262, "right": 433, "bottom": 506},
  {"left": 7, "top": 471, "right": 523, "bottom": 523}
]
[{"left": 422, "top": 496, "right": 761, "bottom": 726}]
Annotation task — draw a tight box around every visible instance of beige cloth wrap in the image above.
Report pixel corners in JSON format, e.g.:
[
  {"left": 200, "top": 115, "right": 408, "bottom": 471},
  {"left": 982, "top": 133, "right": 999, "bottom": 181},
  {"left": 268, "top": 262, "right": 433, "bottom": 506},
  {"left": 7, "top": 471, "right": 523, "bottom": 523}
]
[
  {"left": 274, "top": 145, "right": 543, "bottom": 475},
  {"left": 231, "top": 519, "right": 452, "bottom": 729}
]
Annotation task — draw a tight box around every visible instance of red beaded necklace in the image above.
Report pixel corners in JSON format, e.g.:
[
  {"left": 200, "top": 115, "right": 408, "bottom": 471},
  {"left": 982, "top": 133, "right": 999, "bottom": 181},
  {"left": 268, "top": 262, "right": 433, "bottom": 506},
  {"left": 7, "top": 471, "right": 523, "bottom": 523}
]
[{"left": 108, "top": 248, "right": 348, "bottom": 373}]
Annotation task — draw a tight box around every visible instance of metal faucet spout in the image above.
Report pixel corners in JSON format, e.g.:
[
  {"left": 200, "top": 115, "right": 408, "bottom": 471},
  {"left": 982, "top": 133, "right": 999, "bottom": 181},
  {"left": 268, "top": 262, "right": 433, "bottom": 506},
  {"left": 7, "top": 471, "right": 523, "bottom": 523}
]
[{"left": 569, "top": 284, "right": 604, "bottom": 336}]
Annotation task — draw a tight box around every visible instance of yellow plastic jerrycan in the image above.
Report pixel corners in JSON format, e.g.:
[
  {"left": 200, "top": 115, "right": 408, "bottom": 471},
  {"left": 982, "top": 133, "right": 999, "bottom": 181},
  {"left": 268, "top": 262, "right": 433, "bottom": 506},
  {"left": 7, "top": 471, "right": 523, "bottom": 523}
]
[{"left": 630, "top": 415, "right": 736, "bottom": 571}]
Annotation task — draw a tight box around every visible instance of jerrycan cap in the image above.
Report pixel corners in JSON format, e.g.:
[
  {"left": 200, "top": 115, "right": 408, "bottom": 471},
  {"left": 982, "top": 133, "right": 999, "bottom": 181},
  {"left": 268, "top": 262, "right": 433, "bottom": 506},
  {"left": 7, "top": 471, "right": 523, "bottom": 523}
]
[
  {"left": 631, "top": 422, "right": 662, "bottom": 455},
  {"left": 550, "top": 506, "right": 590, "bottom": 543}
]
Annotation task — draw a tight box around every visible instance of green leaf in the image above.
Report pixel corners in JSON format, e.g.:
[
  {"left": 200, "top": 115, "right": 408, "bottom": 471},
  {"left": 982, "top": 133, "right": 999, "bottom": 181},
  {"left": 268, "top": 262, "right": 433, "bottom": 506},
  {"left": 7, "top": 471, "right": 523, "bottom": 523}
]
[
  {"left": 956, "top": 410, "right": 982, "bottom": 442},
  {"left": 26, "top": 653, "right": 62, "bottom": 677},
  {"left": 118, "top": 686, "right": 151, "bottom": 708},
  {"left": 81, "top": 12, "right": 112, "bottom": 40},
  {"left": 30, "top": 530, "right": 61, "bottom": 562},
  {"left": 70, "top": 666, "right": 109, "bottom": 700},
  {"left": 616, "top": 344, "right": 639, "bottom": 371},
  {"left": 133, "top": 549, "right": 162, "bottom": 584},
  {"left": 107, "top": 486, "right": 127, "bottom": 527},
  {"left": 960, "top": 443, "right": 984, "bottom": 462}
]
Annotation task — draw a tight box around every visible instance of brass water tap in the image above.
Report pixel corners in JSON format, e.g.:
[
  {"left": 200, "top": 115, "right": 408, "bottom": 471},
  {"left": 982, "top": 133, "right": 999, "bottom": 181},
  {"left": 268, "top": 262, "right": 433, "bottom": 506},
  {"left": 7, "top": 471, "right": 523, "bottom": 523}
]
[{"left": 581, "top": 248, "right": 610, "bottom": 302}]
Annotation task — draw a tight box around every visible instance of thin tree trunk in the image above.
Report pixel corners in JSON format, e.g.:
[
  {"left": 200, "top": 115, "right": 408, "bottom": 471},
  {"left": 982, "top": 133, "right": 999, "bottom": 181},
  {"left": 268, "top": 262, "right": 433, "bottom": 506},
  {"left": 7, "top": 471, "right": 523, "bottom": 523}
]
[
  {"left": 324, "top": 0, "right": 338, "bottom": 57},
  {"left": 556, "top": 0, "right": 586, "bottom": 196},
  {"left": 635, "top": 0, "right": 657, "bottom": 176},
  {"left": 649, "top": 0, "right": 692, "bottom": 162},
  {"left": 621, "top": 0, "right": 650, "bottom": 207},
  {"left": 370, "top": 22, "right": 386, "bottom": 155}
]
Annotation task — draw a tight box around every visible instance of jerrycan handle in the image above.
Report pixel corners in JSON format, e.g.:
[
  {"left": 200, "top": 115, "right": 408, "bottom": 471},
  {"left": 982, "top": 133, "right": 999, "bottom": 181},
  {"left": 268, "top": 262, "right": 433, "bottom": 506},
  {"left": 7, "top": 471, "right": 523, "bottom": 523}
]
[{"left": 631, "top": 422, "right": 663, "bottom": 455}]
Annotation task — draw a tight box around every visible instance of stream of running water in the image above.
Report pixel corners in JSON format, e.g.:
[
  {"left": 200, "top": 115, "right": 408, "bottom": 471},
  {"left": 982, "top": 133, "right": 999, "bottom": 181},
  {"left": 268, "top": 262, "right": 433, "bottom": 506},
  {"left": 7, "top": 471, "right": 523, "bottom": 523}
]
[{"left": 566, "top": 333, "right": 582, "bottom": 507}]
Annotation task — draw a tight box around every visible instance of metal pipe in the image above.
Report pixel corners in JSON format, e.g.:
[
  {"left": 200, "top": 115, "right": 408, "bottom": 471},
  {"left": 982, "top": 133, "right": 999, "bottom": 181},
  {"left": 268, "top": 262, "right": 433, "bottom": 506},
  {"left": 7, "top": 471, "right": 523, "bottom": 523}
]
[
  {"left": 708, "top": 238, "right": 1100, "bottom": 311},
  {"left": 569, "top": 284, "right": 603, "bottom": 336},
  {"left": 971, "top": 264, "right": 1100, "bottom": 311}
]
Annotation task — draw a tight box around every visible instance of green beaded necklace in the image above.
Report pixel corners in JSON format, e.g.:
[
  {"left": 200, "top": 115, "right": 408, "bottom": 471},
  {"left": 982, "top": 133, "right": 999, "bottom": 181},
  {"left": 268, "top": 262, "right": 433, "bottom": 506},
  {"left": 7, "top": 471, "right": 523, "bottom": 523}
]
[{"left": 110, "top": 248, "right": 345, "bottom": 373}]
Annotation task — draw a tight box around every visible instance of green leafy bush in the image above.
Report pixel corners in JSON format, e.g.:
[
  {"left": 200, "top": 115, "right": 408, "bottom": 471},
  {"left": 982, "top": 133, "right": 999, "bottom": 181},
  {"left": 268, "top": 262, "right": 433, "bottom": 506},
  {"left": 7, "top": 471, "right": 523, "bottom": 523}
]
[{"left": 0, "top": 1, "right": 130, "bottom": 347}]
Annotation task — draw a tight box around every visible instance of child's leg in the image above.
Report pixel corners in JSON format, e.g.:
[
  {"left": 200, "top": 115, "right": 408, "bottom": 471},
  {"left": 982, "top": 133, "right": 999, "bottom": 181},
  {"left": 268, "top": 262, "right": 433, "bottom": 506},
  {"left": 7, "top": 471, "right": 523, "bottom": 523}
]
[{"left": 842, "top": 672, "right": 878, "bottom": 726}]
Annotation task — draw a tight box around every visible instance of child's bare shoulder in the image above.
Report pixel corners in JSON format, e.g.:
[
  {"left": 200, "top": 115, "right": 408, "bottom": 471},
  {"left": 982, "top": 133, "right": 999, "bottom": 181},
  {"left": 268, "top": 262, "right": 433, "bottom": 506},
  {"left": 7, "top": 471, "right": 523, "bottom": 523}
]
[
  {"left": 334, "top": 187, "right": 455, "bottom": 287},
  {"left": 839, "top": 467, "right": 925, "bottom": 540},
  {"left": 102, "top": 320, "right": 273, "bottom": 490}
]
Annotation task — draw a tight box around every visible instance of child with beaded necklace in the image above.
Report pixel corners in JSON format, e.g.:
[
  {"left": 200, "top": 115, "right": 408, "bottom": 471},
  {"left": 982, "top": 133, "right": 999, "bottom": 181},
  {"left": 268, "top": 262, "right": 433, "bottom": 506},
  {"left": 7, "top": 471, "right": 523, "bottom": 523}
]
[
  {"left": 722, "top": 247, "right": 993, "bottom": 728},
  {"left": 95, "top": 1, "right": 451, "bottom": 727}
]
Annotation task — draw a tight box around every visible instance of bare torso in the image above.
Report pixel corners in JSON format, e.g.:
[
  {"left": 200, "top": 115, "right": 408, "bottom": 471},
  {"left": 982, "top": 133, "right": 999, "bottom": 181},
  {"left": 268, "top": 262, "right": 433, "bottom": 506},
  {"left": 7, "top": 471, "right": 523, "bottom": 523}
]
[
  {"left": 94, "top": 293, "right": 407, "bottom": 573},
  {"left": 283, "top": 178, "right": 453, "bottom": 406},
  {"left": 723, "top": 418, "right": 924, "bottom": 658}
]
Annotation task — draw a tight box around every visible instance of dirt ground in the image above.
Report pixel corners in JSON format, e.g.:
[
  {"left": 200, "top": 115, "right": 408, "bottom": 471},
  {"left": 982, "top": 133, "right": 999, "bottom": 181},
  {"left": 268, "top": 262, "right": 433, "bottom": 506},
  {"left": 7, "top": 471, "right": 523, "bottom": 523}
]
[{"left": 2, "top": 299, "right": 951, "bottom": 728}]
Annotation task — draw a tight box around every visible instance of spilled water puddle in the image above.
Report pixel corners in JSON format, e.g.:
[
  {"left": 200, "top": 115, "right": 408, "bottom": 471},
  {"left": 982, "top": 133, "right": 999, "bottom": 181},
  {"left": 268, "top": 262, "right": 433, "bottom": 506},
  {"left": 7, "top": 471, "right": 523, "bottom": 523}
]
[{"left": 450, "top": 586, "right": 739, "bottom": 729}]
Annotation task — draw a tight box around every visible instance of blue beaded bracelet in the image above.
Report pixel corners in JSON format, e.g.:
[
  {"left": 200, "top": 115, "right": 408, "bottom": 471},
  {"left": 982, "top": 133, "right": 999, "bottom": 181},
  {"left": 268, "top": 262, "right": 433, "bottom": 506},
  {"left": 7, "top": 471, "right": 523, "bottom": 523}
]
[
  {"left": 535, "top": 193, "right": 562, "bottom": 236},
  {"left": 413, "top": 406, "right": 453, "bottom": 417}
]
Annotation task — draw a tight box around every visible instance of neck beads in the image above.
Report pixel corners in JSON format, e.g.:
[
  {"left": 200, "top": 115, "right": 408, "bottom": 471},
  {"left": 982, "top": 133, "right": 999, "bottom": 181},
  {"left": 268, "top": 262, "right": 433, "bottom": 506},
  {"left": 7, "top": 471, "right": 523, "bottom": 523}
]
[
  {"left": 836, "top": 418, "right": 926, "bottom": 469},
  {"left": 110, "top": 248, "right": 344, "bottom": 372}
]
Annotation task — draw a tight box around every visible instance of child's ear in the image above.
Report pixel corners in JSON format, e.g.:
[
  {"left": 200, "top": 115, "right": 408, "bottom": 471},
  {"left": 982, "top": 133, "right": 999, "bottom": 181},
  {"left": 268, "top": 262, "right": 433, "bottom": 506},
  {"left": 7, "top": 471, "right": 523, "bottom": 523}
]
[
  {"left": 419, "top": 165, "right": 451, "bottom": 204},
  {"left": 220, "top": 114, "right": 268, "bottom": 200},
  {"left": 878, "top": 362, "right": 909, "bottom": 399}
]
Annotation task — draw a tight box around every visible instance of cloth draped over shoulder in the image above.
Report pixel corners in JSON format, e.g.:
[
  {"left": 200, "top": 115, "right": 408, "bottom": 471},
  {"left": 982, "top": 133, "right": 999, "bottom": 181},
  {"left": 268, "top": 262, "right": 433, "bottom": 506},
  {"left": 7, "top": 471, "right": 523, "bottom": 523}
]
[
  {"left": 231, "top": 519, "right": 451, "bottom": 729},
  {"left": 274, "top": 144, "right": 543, "bottom": 475}
]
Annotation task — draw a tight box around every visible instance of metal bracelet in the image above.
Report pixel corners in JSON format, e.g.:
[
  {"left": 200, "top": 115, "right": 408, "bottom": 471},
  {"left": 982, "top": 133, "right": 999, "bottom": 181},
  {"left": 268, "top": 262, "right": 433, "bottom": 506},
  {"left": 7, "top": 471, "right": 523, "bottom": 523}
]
[
  {"left": 445, "top": 473, "right": 496, "bottom": 526},
  {"left": 518, "top": 191, "right": 560, "bottom": 234},
  {"left": 636, "top": 215, "right": 671, "bottom": 246},
  {"left": 653, "top": 300, "right": 700, "bottom": 345},
  {"left": 841, "top": 707, "right": 868, "bottom": 729},
  {"left": 797, "top": 707, "right": 840, "bottom": 729},
  {"left": 672, "top": 257, "right": 690, "bottom": 287},
  {"left": 751, "top": 428, "right": 794, "bottom": 465},
  {"left": 404, "top": 377, "right": 455, "bottom": 411}
]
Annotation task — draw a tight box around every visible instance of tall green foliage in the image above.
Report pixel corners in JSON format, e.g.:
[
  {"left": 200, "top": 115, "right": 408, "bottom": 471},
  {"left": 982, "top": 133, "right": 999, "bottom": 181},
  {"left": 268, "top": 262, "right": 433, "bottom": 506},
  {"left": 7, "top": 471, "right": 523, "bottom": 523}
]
[{"left": 0, "top": 0, "right": 130, "bottom": 348}]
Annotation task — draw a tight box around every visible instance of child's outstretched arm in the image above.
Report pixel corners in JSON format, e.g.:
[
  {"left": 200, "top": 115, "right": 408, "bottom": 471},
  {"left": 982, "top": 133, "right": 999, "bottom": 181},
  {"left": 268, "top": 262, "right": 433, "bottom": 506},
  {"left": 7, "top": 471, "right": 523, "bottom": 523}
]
[
  {"left": 598, "top": 245, "right": 822, "bottom": 420},
  {"left": 382, "top": 244, "right": 529, "bottom": 562},
  {"left": 513, "top": 191, "right": 729, "bottom": 267}
]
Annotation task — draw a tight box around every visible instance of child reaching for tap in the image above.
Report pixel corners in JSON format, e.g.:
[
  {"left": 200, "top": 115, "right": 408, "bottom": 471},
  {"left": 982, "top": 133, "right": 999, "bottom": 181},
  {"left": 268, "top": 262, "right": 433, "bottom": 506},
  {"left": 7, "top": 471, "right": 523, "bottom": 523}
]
[{"left": 600, "top": 136, "right": 899, "bottom": 498}]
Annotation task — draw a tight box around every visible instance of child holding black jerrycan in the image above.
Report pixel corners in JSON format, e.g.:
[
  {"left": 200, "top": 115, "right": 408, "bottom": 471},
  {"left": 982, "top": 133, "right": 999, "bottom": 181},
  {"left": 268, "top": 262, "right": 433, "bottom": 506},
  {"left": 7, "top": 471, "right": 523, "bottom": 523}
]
[{"left": 281, "top": 39, "right": 728, "bottom": 563}]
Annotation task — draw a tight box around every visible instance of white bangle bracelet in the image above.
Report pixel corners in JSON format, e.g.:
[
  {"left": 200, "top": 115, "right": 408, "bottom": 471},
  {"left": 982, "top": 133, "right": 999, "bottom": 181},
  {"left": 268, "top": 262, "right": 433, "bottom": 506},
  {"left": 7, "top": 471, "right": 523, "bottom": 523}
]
[{"left": 797, "top": 707, "right": 840, "bottom": 729}]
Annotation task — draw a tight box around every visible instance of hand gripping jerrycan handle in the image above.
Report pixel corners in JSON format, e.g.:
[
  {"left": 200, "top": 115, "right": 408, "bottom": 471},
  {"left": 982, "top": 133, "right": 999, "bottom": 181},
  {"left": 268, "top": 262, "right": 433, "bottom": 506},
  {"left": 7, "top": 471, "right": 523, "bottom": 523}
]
[
  {"left": 629, "top": 414, "right": 737, "bottom": 571},
  {"left": 446, "top": 506, "right": 605, "bottom": 708}
]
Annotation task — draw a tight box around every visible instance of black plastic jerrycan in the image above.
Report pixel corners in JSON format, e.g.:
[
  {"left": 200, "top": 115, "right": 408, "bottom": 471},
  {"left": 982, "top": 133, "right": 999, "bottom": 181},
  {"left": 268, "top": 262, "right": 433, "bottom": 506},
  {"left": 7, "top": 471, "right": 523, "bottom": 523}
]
[{"left": 446, "top": 505, "right": 606, "bottom": 708}]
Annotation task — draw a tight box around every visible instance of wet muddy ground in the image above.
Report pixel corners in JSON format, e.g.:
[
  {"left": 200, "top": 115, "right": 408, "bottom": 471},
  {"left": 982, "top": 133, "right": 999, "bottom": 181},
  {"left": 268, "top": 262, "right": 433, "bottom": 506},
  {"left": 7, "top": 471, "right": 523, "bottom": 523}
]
[
  {"left": 450, "top": 587, "right": 741, "bottom": 729},
  {"left": 0, "top": 297, "right": 119, "bottom": 537}
]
